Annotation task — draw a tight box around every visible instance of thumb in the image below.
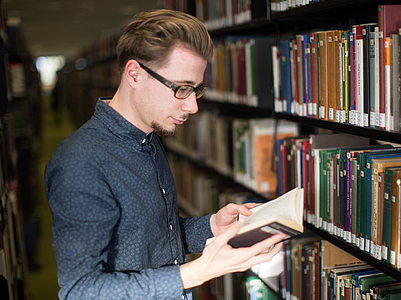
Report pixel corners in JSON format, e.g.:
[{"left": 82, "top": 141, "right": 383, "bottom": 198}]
[{"left": 211, "top": 221, "right": 242, "bottom": 246}]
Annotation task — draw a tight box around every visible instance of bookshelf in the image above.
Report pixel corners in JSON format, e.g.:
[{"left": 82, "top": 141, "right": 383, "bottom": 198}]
[
  {"left": 182, "top": 0, "right": 401, "bottom": 298},
  {"left": 0, "top": 2, "right": 42, "bottom": 299},
  {"left": 51, "top": 0, "right": 401, "bottom": 298}
]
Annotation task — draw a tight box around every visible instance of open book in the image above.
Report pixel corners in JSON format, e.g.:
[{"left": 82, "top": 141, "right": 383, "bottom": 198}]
[{"left": 227, "top": 187, "right": 304, "bottom": 248}]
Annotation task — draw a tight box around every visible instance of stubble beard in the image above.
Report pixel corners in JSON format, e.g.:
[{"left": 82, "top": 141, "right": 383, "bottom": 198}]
[{"left": 151, "top": 122, "right": 179, "bottom": 139}]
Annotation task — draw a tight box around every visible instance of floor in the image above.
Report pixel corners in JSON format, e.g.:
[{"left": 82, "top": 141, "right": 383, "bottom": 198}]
[{"left": 26, "top": 95, "right": 77, "bottom": 300}]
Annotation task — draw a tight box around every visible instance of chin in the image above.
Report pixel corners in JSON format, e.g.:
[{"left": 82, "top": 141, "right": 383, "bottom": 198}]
[{"left": 152, "top": 122, "right": 178, "bottom": 139}]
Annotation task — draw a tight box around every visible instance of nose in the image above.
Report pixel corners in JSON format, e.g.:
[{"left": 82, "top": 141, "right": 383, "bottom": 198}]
[{"left": 182, "top": 92, "right": 199, "bottom": 114}]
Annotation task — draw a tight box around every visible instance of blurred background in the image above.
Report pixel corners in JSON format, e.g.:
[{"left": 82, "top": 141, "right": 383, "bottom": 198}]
[{"left": 0, "top": 1, "right": 163, "bottom": 299}]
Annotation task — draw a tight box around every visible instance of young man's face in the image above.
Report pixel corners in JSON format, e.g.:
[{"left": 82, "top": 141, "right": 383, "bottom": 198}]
[{"left": 134, "top": 45, "right": 207, "bottom": 138}]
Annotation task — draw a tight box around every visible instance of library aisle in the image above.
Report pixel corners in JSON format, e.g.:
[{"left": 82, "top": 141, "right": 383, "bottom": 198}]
[{"left": 27, "top": 94, "right": 77, "bottom": 300}]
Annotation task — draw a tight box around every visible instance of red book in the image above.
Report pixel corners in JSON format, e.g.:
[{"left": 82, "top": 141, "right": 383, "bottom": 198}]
[
  {"left": 378, "top": 5, "right": 401, "bottom": 130},
  {"left": 353, "top": 25, "right": 364, "bottom": 127}
]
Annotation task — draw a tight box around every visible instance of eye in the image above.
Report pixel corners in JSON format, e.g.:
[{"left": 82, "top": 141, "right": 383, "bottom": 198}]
[{"left": 177, "top": 86, "right": 193, "bottom": 93}]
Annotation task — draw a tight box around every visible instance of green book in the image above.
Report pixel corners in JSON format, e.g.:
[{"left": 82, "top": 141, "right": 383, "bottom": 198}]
[
  {"left": 360, "top": 274, "right": 397, "bottom": 299},
  {"left": 320, "top": 149, "right": 336, "bottom": 232}
]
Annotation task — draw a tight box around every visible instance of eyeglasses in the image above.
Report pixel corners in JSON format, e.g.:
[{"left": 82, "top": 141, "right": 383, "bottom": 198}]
[{"left": 138, "top": 61, "right": 207, "bottom": 100}]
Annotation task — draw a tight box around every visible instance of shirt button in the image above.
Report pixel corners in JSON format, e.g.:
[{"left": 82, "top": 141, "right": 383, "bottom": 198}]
[
  {"left": 170, "top": 224, "right": 173, "bottom": 230},
  {"left": 142, "top": 138, "right": 146, "bottom": 144},
  {"left": 174, "top": 259, "right": 178, "bottom": 265},
  {"left": 162, "top": 189, "right": 166, "bottom": 194}
]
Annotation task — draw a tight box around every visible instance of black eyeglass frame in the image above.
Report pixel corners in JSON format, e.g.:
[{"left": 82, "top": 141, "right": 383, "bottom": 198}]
[{"left": 137, "top": 61, "right": 207, "bottom": 99}]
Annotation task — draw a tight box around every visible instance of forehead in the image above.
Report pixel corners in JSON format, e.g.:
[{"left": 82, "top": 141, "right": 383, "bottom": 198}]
[{"left": 157, "top": 45, "right": 207, "bottom": 83}]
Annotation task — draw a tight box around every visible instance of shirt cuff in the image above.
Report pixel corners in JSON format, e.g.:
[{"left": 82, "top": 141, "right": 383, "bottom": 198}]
[{"left": 153, "top": 265, "right": 183, "bottom": 299}]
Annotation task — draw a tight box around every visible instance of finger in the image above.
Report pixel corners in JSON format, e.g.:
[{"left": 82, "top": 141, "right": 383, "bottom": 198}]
[
  {"left": 247, "top": 242, "right": 284, "bottom": 266},
  {"left": 208, "top": 221, "right": 242, "bottom": 248},
  {"left": 247, "top": 233, "right": 287, "bottom": 256},
  {"left": 243, "top": 202, "right": 262, "bottom": 210},
  {"left": 234, "top": 203, "right": 256, "bottom": 216}
]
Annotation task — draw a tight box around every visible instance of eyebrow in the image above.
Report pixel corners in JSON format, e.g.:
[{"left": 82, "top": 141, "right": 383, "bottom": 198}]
[{"left": 173, "top": 79, "right": 198, "bottom": 86}]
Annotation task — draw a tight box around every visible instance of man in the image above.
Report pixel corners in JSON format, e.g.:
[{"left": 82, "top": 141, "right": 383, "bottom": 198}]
[{"left": 45, "top": 9, "right": 285, "bottom": 299}]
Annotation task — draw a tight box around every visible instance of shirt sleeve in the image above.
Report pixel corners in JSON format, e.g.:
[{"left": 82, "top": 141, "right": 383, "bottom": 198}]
[
  {"left": 45, "top": 146, "right": 184, "bottom": 300},
  {"left": 179, "top": 214, "right": 214, "bottom": 254}
]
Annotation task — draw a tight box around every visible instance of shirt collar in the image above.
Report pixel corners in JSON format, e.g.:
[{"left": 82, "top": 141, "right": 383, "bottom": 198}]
[{"left": 94, "top": 97, "right": 154, "bottom": 146}]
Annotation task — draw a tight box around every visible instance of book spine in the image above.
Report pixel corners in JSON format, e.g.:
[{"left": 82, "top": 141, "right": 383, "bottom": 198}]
[
  {"left": 369, "top": 28, "right": 377, "bottom": 128},
  {"left": 362, "top": 25, "right": 370, "bottom": 127},
  {"left": 391, "top": 33, "right": 400, "bottom": 132},
  {"left": 354, "top": 25, "right": 364, "bottom": 127},
  {"left": 378, "top": 5, "right": 386, "bottom": 130},
  {"left": 382, "top": 169, "right": 393, "bottom": 263},
  {"left": 385, "top": 37, "right": 391, "bottom": 131},
  {"left": 374, "top": 27, "right": 380, "bottom": 128},
  {"left": 328, "top": 31, "right": 336, "bottom": 121},
  {"left": 319, "top": 32, "right": 329, "bottom": 121},
  {"left": 311, "top": 32, "right": 318, "bottom": 119}
]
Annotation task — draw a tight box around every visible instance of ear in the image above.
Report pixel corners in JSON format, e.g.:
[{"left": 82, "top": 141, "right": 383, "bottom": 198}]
[{"left": 124, "top": 60, "right": 140, "bottom": 88}]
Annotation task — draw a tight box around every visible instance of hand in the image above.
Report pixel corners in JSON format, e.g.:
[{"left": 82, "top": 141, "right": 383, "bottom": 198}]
[
  {"left": 180, "top": 221, "right": 286, "bottom": 289},
  {"left": 210, "top": 203, "right": 261, "bottom": 236}
]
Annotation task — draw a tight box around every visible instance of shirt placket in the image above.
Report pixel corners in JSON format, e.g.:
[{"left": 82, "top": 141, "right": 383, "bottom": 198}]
[{"left": 150, "top": 139, "right": 183, "bottom": 266}]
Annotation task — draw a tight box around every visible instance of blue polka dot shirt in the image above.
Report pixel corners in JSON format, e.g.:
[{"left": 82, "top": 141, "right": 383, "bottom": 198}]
[{"left": 45, "top": 98, "right": 214, "bottom": 299}]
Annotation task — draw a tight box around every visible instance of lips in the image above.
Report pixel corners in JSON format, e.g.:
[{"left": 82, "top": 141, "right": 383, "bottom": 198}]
[
  {"left": 172, "top": 118, "right": 185, "bottom": 125},
  {"left": 171, "top": 116, "right": 188, "bottom": 125}
]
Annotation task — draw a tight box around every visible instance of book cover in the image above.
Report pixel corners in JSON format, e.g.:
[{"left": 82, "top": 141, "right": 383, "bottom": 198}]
[
  {"left": 227, "top": 187, "right": 304, "bottom": 248},
  {"left": 272, "top": 44, "right": 282, "bottom": 112},
  {"left": 370, "top": 157, "right": 401, "bottom": 259},
  {"left": 327, "top": 30, "right": 336, "bottom": 121},
  {"left": 318, "top": 31, "right": 329, "bottom": 120},
  {"left": 353, "top": 24, "right": 364, "bottom": 127},
  {"left": 280, "top": 39, "right": 292, "bottom": 114},
  {"left": 362, "top": 149, "right": 401, "bottom": 253},
  {"left": 391, "top": 169, "right": 401, "bottom": 268},
  {"left": 250, "top": 118, "right": 297, "bottom": 196},
  {"left": 310, "top": 32, "right": 318, "bottom": 119},
  {"left": 342, "top": 31, "right": 350, "bottom": 124},
  {"left": 384, "top": 289, "right": 401, "bottom": 299},
  {"left": 290, "top": 39, "right": 298, "bottom": 115},
  {"left": 296, "top": 34, "right": 304, "bottom": 116},
  {"left": 334, "top": 30, "right": 342, "bottom": 123},
  {"left": 367, "top": 25, "right": 379, "bottom": 128},
  {"left": 391, "top": 33, "right": 400, "bottom": 132},
  {"left": 385, "top": 36, "right": 392, "bottom": 131},
  {"left": 306, "top": 40, "right": 313, "bottom": 119},
  {"left": 362, "top": 24, "right": 376, "bottom": 128},
  {"left": 370, "top": 282, "right": 401, "bottom": 299},
  {"left": 250, "top": 37, "right": 275, "bottom": 109},
  {"left": 359, "top": 274, "right": 397, "bottom": 299},
  {"left": 382, "top": 166, "right": 399, "bottom": 264},
  {"left": 378, "top": 4, "right": 401, "bottom": 130},
  {"left": 351, "top": 269, "right": 381, "bottom": 300}
]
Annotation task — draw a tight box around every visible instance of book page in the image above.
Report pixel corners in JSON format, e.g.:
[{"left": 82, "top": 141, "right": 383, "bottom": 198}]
[{"left": 239, "top": 188, "right": 303, "bottom": 227}]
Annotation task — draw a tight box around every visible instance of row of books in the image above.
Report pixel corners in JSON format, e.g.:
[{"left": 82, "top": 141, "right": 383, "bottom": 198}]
[
  {"left": 270, "top": 0, "right": 323, "bottom": 13},
  {"left": 231, "top": 118, "right": 297, "bottom": 196},
  {"left": 204, "top": 36, "right": 275, "bottom": 109},
  {"left": 164, "top": 110, "right": 298, "bottom": 197},
  {"left": 276, "top": 132, "right": 401, "bottom": 269},
  {"left": 167, "top": 151, "right": 267, "bottom": 216},
  {"left": 282, "top": 237, "right": 401, "bottom": 300},
  {"left": 273, "top": 5, "right": 401, "bottom": 131},
  {"left": 195, "top": 0, "right": 269, "bottom": 31}
]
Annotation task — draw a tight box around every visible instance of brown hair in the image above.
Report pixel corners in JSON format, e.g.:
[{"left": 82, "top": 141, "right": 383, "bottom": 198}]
[{"left": 116, "top": 9, "right": 214, "bottom": 80}]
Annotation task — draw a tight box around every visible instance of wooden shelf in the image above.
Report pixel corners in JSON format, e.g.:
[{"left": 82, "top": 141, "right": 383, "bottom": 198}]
[{"left": 305, "top": 223, "right": 401, "bottom": 281}]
